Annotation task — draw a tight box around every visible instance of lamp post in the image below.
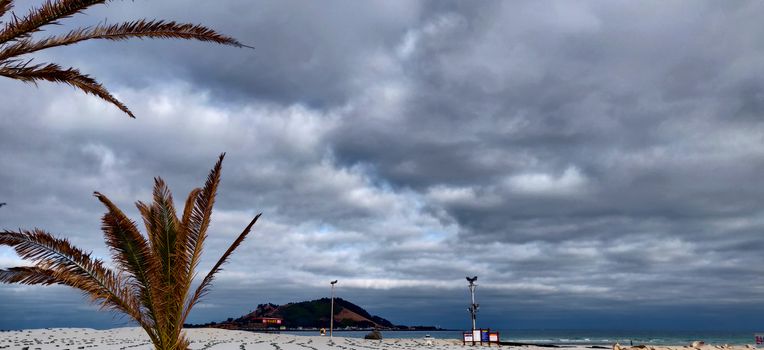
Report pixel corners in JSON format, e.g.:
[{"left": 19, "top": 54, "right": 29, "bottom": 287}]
[
  {"left": 466, "top": 276, "right": 478, "bottom": 330},
  {"left": 330, "top": 280, "right": 338, "bottom": 339}
]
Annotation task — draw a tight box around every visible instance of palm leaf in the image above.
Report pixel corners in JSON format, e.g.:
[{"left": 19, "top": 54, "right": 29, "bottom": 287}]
[
  {"left": 173, "top": 187, "right": 201, "bottom": 311},
  {"left": 180, "top": 154, "right": 224, "bottom": 289},
  {"left": 173, "top": 154, "right": 226, "bottom": 329},
  {"left": 0, "top": 20, "right": 247, "bottom": 61},
  {"left": 0, "top": 229, "right": 145, "bottom": 324},
  {"left": 0, "top": 155, "right": 259, "bottom": 350},
  {"left": 0, "top": 0, "right": 12, "bottom": 19},
  {"left": 182, "top": 213, "right": 261, "bottom": 324},
  {"left": 0, "top": 61, "right": 134, "bottom": 117},
  {"left": 0, "top": 0, "right": 249, "bottom": 119},
  {"left": 94, "top": 192, "right": 164, "bottom": 334},
  {"left": 0, "top": 0, "right": 106, "bottom": 43},
  {"left": 0, "top": 266, "right": 59, "bottom": 285},
  {"left": 137, "top": 178, "right": 180, "bottom": 287},
  {"left": 136, "top": 177, "right": 187, "bottom": 346},
  {"left": 96, "top": 191, "right": 155, "bottom": 288}
]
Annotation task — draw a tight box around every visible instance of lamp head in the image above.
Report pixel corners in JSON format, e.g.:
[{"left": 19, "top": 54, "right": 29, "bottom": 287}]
[{"left": 330, "top": 280, "right": 338, "bottom": 285}]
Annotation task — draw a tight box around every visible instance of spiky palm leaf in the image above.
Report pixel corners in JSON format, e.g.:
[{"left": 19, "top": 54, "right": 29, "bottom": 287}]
[
  {"left": 0, "top": 0, "right": 248, "bottom": 118},
  {"left": 0, "top": 154, "right": 261, "bottom": 350}
]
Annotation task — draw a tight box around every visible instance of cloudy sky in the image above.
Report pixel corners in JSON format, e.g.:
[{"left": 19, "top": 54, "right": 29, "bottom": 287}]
[{"left": 3, "top": 0, "right": 764, "bottom": 331}]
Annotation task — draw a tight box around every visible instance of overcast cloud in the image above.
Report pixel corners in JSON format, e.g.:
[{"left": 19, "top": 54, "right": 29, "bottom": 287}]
[{"left": 2, "top": 0, "right": 764, "bottom": 331}]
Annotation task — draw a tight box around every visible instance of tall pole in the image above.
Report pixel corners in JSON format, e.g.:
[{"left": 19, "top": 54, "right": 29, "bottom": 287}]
[
  {"left": 467, "top": 276, "right": 478, "bottom": 330},
  {"left": 330, "top": 280, "right": 338, "bottom": 339}
]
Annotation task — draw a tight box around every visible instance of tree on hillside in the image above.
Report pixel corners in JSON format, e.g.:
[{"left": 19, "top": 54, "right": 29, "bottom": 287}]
[
  {"left": 0, "top": 0, "right": 247, "bottom": 118},
  {"left": 0, "top": 154, "right": 261, "bottom": 350}
]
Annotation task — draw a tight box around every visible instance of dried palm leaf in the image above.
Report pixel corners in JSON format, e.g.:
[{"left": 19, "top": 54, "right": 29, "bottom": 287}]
[
  {"left": 0, "top": 154, "right": 260, "bottom": 350},
  {"left": 0, "top": 61, "right": 134, "bottom": 117},
  {"left": 0, "top": 0, "right": 12, "bottom": 19},
  {"left": 0, "top": 0, "right": 107, "bottom": 42},
  {"left": 0, "top": 0, "right": 248, "bottom": 118}
]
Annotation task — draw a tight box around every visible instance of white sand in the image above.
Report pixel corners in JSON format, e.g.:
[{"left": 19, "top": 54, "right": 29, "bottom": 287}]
[
  {"left": 0, "top": 327, "right": 494, "bottom": 350},
  {"left": 1, "top": 328, "right": 751, "bottom": 350}
]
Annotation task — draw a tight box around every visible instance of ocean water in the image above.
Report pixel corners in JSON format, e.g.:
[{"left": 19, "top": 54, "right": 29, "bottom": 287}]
[{"left": 284, "top": 329, "right": 761, "bottom": 346}]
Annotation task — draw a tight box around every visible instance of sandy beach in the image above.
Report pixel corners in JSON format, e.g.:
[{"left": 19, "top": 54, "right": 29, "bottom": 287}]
[
  {"left": 0, "top": 327, "right": 463, "bottom": 350},
  {"left": 0, "top": 328, "right": 757, "bottom": 350}
]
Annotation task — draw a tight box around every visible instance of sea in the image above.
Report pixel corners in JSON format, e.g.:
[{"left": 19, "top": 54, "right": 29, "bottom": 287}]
[{"left": 283, "top": 329, "right": 762, "bottom": 346}]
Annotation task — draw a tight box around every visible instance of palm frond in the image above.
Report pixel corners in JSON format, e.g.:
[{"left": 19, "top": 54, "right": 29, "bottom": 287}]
[
  {"left": 1, "top": 155, "right": 258, "bottom": 350},
  {"left": 182, "top": 213, "right": 261, "bottom": 324},
  {"left": 0, "top": 19, "right": 247, "bottom": 61},
  {"left": 0, "top": 0, "right": 105, "bottom": 43},
  {"left": 173, "top": 187, "right": 201, "bottom": 306},
  {"left": 180, "top": 188, "right": 202, "bottom": 228},
  {"left": 0, "top": 61, "right": 134, "bottom": 117},
  {"left": 0, "top": 229, "right": 145, "bottom": 324},
  {"left": 0, "top": 266, "right": 59, "bottom": 285},
  {"left": 174, "top": 154, "right": 224, "bottom": 326},
  {"left": 138, "top": 178, "right": 180, "bottom": 285},
  {"left": 172, "top": 155, "right": 227, "bottom": 329},
  {"left": 0, "top": 0, "right": 13, "bottom": 19},
  {"left": 0, "top": 1, "right": 248, "bottom": 119},
  {"left": 95, "top": 192, "right": 164, "bottom": 331},
  {"left": 96, "top": 192, "right": 154, "bottom": 286},
  {"left": 0, "top": 262, "right": 162, "bottom": 346},
  {"left": 182, "top": 153, "right": 224, "bottom": 278},
  {"left": 136, "top": 177, "right": 186, "bottom": 341}
]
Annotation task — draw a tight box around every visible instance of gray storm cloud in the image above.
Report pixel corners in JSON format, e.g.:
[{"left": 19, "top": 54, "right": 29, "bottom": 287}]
[{"left": 2, "top": 0, "right": 764, "bottom": 330}]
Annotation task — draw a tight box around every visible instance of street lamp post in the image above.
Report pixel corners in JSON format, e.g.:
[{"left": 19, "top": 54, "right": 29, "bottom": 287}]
[
  {"left": 330, "top": 280, "right": 338, "bottom": 339},
  {"left": 466, "top": 276, "right": 478, "bottom": 330}
]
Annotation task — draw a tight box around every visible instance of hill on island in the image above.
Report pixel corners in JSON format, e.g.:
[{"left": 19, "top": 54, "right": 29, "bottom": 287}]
[
  {"left": 185, "top": 298, "right": 419, "bottom": 330},
  {"left": 238, "top": 298, "right": 395, "bottom": 329}
]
